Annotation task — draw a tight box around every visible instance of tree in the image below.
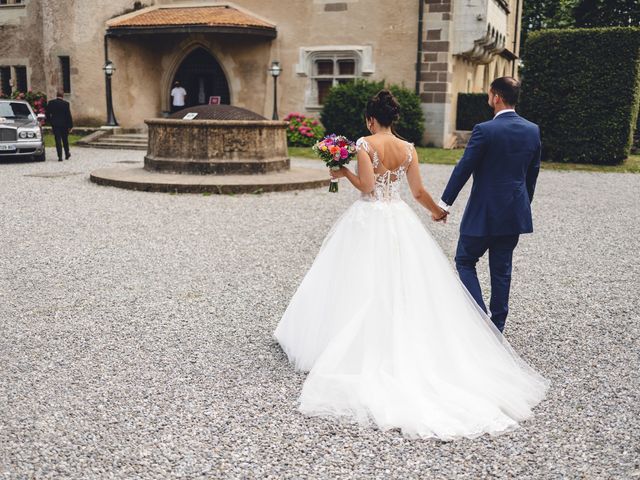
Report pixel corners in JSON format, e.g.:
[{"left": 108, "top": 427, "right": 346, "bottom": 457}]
[
  {"left": 521, "top": 0, "right": 575, "bottom": 49},
  {"left": 573, "top": 0, "right": 640, "bottom": 28}
]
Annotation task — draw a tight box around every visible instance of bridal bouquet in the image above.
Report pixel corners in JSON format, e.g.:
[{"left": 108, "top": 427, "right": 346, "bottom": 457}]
[{"left": 312, "top": 134, "right": 357, "bottom": 192}]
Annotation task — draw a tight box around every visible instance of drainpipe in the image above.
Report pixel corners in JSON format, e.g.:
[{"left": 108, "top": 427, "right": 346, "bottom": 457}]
[
  {"left": 512, "top": 0, "right": 521, "bottom": 77},
  {"left": 415, "top": 0, "right": 425, "bottom": 95}
]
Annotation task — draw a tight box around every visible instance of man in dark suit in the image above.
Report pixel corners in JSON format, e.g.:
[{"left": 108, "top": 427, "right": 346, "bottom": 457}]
[
  {"left": 45, "top": 90, "right": 73, "bottom": 162},
  {"left": 438, "top": 77, "right": 541, "bottom": 333}
]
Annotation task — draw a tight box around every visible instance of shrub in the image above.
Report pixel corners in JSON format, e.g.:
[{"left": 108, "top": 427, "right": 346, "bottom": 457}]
[
  {"left": 284, "top": 112, "right": 325, "bottom": 147},
  {"left": 456, "top": 93, "right": 494, "bottom": 130},
  {"left": 320, "top": 79, "right": 425, "bottom": 145},
  {"left": 520, "top": 27, "right": 640, "bottom": 165},
  {"left": 3, "top": 90, "right": 48, "bottom": 117}
]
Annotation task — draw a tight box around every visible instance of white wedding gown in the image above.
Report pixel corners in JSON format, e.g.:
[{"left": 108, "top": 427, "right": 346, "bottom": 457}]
[{"left": 274, "top": 138, "right": 548, "bottom": 440}]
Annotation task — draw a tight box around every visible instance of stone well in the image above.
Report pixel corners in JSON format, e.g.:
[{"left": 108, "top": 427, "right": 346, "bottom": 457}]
[{"left": 90, "top": 105, "right": 328, "bottom": 194}]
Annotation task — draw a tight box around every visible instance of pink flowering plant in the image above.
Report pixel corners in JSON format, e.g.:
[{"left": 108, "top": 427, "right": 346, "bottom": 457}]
[
  {"left": 285, "top": 112, "right": 325, "bottom": 147},
  {"left": 5, "top": 90, "right": 48, "bottom": 124},
  {"left": 312, "top": 134, "right": 357, "bottom": 192}
]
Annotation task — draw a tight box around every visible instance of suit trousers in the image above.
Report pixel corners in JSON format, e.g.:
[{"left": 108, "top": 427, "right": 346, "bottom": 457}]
[
  {"left": 455, "top": 234, "right": 520, "bottom": 332},
  {"left": 52, "top": 126, "right": 70, "bottom": 160}
]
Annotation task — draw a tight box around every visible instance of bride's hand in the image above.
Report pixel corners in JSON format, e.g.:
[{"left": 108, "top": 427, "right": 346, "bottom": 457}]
[
  {"left": 431, "top": 207, "right": 448, "bottom": 223},
  {"left": 329, "top": 167, "right": 347, "bottom": 179}
]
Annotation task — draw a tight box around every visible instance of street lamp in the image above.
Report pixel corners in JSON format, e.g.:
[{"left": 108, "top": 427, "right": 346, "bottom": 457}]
[
  {"left": 103, "top": 60, "right": 118, "bottom": 127},
  {"left": 269, "top": 60, "right": 282, "bottom": 120}
]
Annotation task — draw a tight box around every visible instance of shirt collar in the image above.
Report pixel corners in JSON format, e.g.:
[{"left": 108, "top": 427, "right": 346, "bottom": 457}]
[{"left": 494, "top": 109, "right": 516, "bottom": 119}]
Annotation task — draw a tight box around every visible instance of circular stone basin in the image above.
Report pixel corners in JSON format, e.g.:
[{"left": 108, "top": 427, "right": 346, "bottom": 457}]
[
  {"left": 90, "top": 104, "right": 329, "bottom": 194},
  {"left": 145, "top": 105, "right": 289, "bottom": 175}
]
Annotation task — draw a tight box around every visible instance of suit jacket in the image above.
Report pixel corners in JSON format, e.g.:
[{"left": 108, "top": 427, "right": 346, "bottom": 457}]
[
  {"left": 46, "top": 98, "right": 73, "bottom": 129},
  {"left": 441, "top": 111, "right": 541, "bottom": 237}
]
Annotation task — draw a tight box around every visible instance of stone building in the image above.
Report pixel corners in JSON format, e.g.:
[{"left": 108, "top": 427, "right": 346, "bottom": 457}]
[{"left": 0, "top": 0, "right": 522, "bottom": 147}]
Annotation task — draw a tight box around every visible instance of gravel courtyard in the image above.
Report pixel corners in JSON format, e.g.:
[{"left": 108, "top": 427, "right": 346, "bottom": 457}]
[{"left": 1, "top": 147, "right": 638, "bottom": 479}]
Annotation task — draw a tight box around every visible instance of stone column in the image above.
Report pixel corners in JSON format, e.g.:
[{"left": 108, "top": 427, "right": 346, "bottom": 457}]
[{"left": 420, "top": 0, "right": 454, "bottom": 148}]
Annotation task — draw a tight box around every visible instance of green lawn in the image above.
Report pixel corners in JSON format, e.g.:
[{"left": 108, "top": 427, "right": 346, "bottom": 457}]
[
  {"left": 44, "top": 133, "right": 83, "bottom": 148},
  {"left": 289, "top": 146, "right": 640, "bottom": 174}
]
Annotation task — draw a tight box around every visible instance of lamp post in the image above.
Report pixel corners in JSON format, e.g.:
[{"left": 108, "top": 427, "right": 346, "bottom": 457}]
[
  {"left": 269, "top": 60, "right": 282, "bottom": 120},
  {"left": 103, "top": 60, "right": 118, "bottom": 127}
]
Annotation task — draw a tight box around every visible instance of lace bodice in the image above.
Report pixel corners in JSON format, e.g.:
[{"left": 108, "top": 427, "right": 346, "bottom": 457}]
[{"left": 355, "top": 137, "right": 413, "bottom": 202}]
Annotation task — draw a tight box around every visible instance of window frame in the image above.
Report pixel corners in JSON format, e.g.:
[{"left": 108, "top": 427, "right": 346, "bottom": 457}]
[
  {"left": 0, "top": 0, "right": 26, "bottom": 7},
  {"left": 14, "top": 65, "right": 27, "bottom": 92},
  {"left": 59, "top": 56, "right": 71, "bottom": 94},
  {"left": 310, "top": 54, "right": 359, "bottom": 107},
  {"left": 0, "top": 66, "right": 11, "bottom": 96},
  {"left": 296, "top": 46, "right": 375, "bottom": 111}
]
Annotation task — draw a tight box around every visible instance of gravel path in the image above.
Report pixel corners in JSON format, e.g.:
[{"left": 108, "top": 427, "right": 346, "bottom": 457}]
[{"left": 1, "top": 147, "right": 638, "bottom": 479}]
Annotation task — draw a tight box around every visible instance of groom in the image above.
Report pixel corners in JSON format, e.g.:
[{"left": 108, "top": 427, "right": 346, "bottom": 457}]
[{"left": 437, "top": 77, "right": 541, "bottom": 333}]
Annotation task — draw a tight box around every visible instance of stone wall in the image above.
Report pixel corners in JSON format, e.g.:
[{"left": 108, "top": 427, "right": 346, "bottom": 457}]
[
  {"left": 420, "top": 0, "right": 455, "bottom": 146},
  {"left": 0, "top": 0, "right": 45, "bottom": 94}
]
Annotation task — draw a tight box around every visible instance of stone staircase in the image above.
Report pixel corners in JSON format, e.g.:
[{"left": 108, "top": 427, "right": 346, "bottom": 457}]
[{"left": 77, "top": 128, "right": 148, "bottom": 151}]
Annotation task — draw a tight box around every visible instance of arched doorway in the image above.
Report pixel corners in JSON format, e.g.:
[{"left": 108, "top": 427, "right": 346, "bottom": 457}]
[{"left": 172, "top": 48, "right": 230, "bottom": 107}]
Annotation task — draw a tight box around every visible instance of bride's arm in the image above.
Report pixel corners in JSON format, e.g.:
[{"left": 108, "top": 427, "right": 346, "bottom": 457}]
[
  {"left": 330, "top": 148, "right": 375, "bottom": 194},
  {"left": 406, "top": 148, "right": 448, "bottom": 221}
]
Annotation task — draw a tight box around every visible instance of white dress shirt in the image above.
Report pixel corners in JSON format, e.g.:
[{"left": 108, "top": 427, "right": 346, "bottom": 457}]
[{"left": 438, "top": 108, "right": 516, "bottom": 211}]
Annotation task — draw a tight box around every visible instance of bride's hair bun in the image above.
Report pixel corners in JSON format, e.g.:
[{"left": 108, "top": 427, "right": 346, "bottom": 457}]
[{"left": 365, "top": 89, "right": 400, "bottom": 127}]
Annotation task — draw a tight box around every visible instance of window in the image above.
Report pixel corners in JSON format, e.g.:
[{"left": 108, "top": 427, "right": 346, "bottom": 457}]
[
  {"left": 296, "top": 46, "right": 374, "bottom": 109},
  {"left": 312, "top": 56, "right": 358, "bottom": 105},
  {"left": 14, "top": 66, "right": 27, "bottom": 92},
  {"left": 0, "top": 0, "right": 25, "bottom": 5},
  {"left": 0, "top": 67, "right": 10, "bottom": 96},
  {"left": 59, "top": 56, "right": 71, "bottom": 94}
]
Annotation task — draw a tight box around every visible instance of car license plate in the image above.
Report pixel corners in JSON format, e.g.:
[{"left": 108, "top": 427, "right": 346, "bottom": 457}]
[{"left": 0, "top": 144, "right": 16, "bottom": 151}]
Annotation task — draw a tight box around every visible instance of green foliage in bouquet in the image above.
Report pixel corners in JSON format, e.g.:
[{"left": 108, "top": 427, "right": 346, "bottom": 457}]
[{"left": 320, "top": 80, "right": 425, "bottom": 145}]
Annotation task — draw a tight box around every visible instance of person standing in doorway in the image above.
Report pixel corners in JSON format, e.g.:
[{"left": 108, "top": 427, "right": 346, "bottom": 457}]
[
  {"left": 45, "top": 90, "right": 73, "bottom": 162},
  {"left": 170, "top": 81, "right": 187, "bottom": 113}
]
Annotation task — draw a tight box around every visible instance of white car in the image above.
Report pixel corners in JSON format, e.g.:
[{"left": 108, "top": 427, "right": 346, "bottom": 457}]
[{"left": 0, "top": 99, "right": 46, "bottom": 162}]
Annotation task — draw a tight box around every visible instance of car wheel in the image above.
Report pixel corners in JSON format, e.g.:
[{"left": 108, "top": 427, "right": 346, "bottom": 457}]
[{"left": 33, "top": 151, "right": 46, "bottom": 162}]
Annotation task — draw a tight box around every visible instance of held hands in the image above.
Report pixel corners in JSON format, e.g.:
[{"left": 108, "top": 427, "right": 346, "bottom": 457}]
[{"left": 431, "top": 207, "right": 448, "bottom": 224}]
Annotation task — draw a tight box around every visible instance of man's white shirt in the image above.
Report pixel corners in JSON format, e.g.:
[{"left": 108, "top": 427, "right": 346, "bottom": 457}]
[
  {"left": 171, "top": 87, "right": 187, "bottom": 107},
  {"left": 438, "top": 109, "right": 516, "bottom": 212}
]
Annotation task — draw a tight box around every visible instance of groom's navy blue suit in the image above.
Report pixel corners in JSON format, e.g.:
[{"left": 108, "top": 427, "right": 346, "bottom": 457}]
[{"left": 441, "top": 110, "right": 541, "bottom": 332}]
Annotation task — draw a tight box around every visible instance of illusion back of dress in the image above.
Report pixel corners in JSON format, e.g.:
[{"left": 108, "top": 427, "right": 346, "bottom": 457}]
[{"left": 356, "top": 137, "right": 413, "bottom": 202}]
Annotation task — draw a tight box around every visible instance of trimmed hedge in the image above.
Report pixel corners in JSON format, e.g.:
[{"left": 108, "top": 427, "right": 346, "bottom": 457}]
[
  {"left": 520, "top": 27, "right": 640, "bottom": 165},
  {"left": 456, "top": 93, "right": 494, "bottom": 130},
  {"left": 320, "top": 80, "right": 425, "bottom": 144}
]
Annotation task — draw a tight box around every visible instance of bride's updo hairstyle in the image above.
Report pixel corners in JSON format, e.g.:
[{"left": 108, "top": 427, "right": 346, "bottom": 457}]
[{"left": 365, "top": 89, "right": 400, "bottom": 127}]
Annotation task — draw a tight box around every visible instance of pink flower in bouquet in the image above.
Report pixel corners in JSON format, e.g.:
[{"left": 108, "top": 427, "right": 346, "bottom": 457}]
[
  {"left": 312, "top": 120, "right": 319, "bottom": 126},
  {"left": 340, "top": 147, "right": 349, "bottom": 159}
]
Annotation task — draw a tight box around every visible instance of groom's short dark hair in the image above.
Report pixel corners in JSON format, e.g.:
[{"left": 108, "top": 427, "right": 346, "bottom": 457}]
[{"left": 490, "top": 77, "right": 520, "bottom": 106}]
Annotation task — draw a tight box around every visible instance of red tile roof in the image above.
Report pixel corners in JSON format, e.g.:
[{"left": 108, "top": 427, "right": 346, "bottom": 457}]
[{"left": 109, "top": 5, "right": 275, "bottom": 31}]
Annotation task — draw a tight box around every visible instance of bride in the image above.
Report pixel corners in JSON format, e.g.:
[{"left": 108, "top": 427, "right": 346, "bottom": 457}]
[{"left": 274, "top": 90, "right": 548, "bottom": 440}]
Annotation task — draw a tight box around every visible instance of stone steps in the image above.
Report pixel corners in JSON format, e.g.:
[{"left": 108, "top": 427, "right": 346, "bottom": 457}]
[
  {"left": 87, "top": 142, "right": 147, "bottom": 151},
  {"left": 78, "top": 130, "right": 149, "bottom": 151}
]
